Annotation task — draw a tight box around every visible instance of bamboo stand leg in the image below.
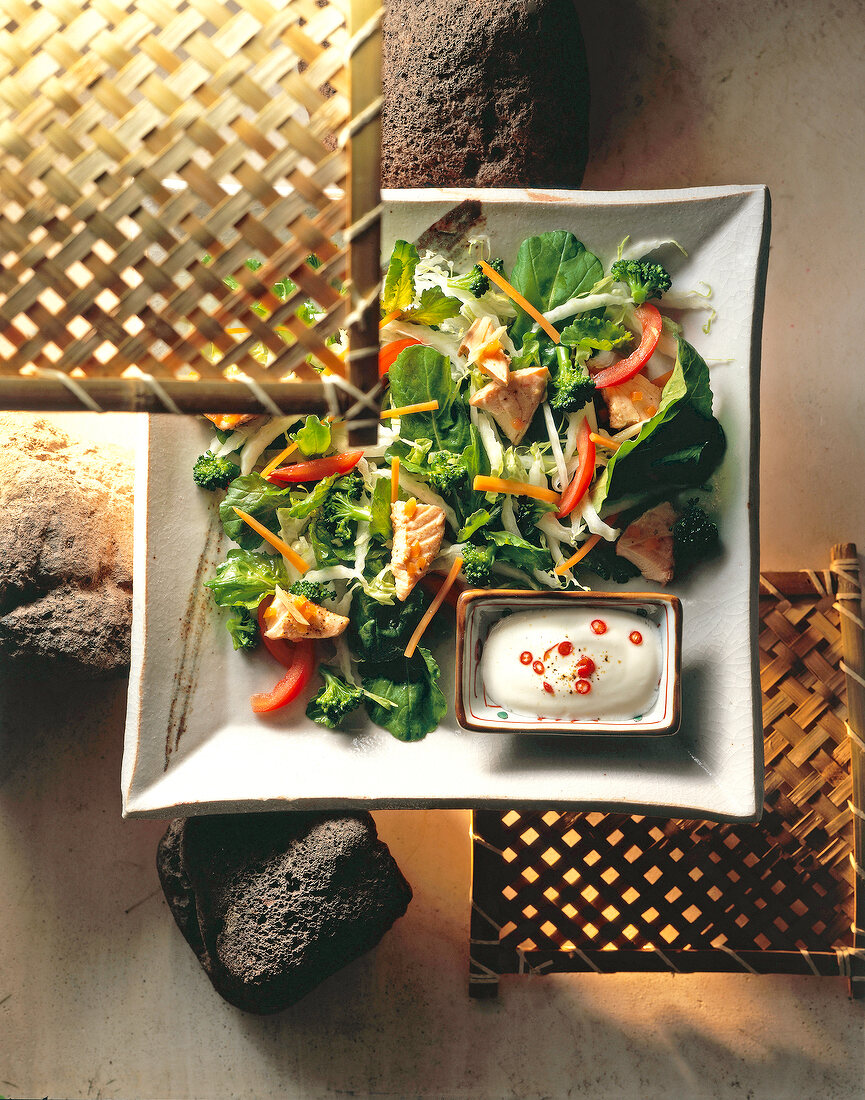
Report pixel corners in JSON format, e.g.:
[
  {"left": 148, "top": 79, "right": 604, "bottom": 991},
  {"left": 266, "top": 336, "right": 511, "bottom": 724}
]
[{"left": 832, "top": 542, "right": 865, "bottom": 998}]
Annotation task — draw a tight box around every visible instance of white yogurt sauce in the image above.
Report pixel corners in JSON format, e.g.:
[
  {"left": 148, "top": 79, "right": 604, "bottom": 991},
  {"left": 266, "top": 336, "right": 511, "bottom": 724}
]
[{"left": 481, "top": 607, "right": 662, "bottom": 721}]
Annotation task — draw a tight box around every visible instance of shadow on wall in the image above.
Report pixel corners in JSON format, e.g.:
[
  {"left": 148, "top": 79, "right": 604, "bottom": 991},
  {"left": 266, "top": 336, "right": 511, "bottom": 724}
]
[{"left": 573, "top": 0, "right": 709, "bottom": 190}]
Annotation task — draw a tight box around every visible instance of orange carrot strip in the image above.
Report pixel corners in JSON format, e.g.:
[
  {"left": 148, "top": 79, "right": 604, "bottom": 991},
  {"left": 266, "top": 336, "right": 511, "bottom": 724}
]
[
  {"left": 391, "top": 457, "right": 400, "bottom": 503},
  {"left": 478, "top": 260, "right": 561, "bottom": 344},
  {"left": 379, "top": 309, "right": 401, "bottom": 329},
  {"left": 554, "top": 533, "right": 602, "bottom": 575},
  {"left": 261, "top": 440, "right": 299, "bottom": 479},
  {"left": 260, "top": 415, "right": 341, "bottom": 480},
  {"left": 404, "top": 557, "right": 463, "bottom": 659},
  {"left": 380, "top": 400, "right": 439, "bottom": 418},
  {"left": 232, "top": 508, "right": 310, "bottom": 574},
  {"left": 473, "top": 475, "right": 560, "bottom": 506},
  {"left": 589, "top": 432, "right": 622, "bottom": 452},
  {"left": 654, "top": 368, "right": 675, "bottom": 388}
]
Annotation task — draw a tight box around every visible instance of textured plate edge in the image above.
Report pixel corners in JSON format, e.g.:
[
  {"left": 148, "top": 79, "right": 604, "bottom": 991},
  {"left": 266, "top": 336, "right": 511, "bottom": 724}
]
[{"left": 121, "top": 414, "right": 152, "bottom": 818}]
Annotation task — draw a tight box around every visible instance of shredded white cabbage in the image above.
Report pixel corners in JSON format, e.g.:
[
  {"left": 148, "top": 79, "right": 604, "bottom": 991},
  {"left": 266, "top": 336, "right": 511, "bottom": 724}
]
[
  {"left": 212, "top": 426, "right": 254, "bottom": 457},
  {"left": 580, "top": 496, "right": 620, "bottom": 542},
  {"left": 543, "top": 290, "right": 629, "bottom": 326},
  {"left": 240, "top": 415, "right": 301, "bottom": 475},
  {"left": 353, "top": 519, "right": 370, "bottom": 581},
  {"left": 542, "top": 402, "right": 568, "bottom": 492},
  {"left": 376, "top": 467, "right": 458, "bottom": 532},
  {"left": 473, "top": 407, "right": 505, "bottom": 478}
]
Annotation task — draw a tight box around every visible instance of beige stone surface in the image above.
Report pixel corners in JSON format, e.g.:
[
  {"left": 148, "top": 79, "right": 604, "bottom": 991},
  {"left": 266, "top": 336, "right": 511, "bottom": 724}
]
[{"left": 3, "top": 0, "right": 865, "bottom": 1095}]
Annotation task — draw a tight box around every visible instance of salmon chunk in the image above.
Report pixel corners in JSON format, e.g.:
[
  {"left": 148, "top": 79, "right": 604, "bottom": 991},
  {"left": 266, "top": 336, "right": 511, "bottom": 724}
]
[
  {"left": 601, "top": 373, "right": 662, "bottom": 431},
  {"left": 459, "top": 317, "right": 510, "bottom": 385},
  {"left": 204, "top": 413, "right": 258, "bottom": 433},
  {"left": 263, "top": 586, "right": 349, "bottom": 641},
  {"left": 469, "top": 366, "right": 549, "bottom": 444},
  {"left": 616, "top": 502, "right": 679, "bottom": 585},
  {"left": 390, "top": 498, "right": 446, "bottom": 601}
]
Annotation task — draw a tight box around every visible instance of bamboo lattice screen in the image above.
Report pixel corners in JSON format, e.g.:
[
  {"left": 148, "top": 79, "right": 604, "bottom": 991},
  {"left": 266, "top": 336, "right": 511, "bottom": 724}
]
[
  {"left": 0, "top": 0, "right": 383, "bottom": 433},
  {"left": 470, "top": 546, "right": 865, "bottom": 998}
]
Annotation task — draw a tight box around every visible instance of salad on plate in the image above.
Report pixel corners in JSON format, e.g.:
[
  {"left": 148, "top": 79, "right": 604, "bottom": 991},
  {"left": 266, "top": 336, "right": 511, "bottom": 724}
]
[{"left": 194, "top": 230, "right": 726, "bottom": 743}]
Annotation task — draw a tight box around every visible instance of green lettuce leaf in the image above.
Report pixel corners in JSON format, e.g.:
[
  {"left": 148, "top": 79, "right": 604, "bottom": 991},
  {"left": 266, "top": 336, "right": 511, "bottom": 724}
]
[
  {"left": 509, "top": 231, "right": 603, "bottom": 343},
  {"left": 206, "top": 548, "right": 289, "bottom": 609},
  {"left": 400, "top": 285, "right": 462, "bottom": 326},
  {"left": 382, "top": 240, "right": 419, "bottom": 314},
  {"left": 290, "top": 414, "right": 331, "bottom": 456}
]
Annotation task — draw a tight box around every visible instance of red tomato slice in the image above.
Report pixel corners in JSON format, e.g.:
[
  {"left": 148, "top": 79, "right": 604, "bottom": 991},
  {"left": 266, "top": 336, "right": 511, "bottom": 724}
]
[
  {"left": 591, "top": 303, "right": 662, "bottom": 390},
  {"left": 379, "top": 337, "right": 422, "bottom": 378},
  {"left": 250, "top": 638, "right": 316, "bottom": 713},
  {"left": 557, "top": 417, "right": 596, "bottom": 519},
  {"left": 257, "top": 595, "right": 297, "bottom": 668},
  {"left": 267, "top": 450, "right": 364, "bottom": 483}
]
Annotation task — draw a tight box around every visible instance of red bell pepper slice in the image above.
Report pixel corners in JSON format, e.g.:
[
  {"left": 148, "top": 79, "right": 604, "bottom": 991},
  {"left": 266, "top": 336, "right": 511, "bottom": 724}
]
[
  {"left": 379, "top": 337, "right": 422, "bottom": 378},
  {"left": 257, "top": 595, "right": 298, "bottom": 668},
  {"left": 591, "top": 303, "right": 662, "bottom": 390},
  {"left": 250, "top": 637, "right": 316, "bottom": 713},
  {"left": 557, "top": 417, "right": 596, "bottom": 519},
  {"left": 267, "top": 450, "right": 364, "bottom": 484}
]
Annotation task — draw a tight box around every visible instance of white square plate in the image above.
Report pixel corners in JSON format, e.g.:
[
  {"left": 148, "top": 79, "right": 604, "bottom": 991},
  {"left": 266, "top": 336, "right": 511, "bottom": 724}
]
[{"left": 122, "top": 186, "right": 770, "bottom": 821}]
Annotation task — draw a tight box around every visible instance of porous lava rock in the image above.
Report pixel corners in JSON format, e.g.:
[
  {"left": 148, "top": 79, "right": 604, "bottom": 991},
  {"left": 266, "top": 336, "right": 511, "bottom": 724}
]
[
  {"left": 0, "top": 414, "right": 133, "bottom": 678},
  {"left": 381, "top": 0, "right": 590, "bottom": 188},
  {"left": 157, "top": 811, "right": 413, "bottom": 1014}
]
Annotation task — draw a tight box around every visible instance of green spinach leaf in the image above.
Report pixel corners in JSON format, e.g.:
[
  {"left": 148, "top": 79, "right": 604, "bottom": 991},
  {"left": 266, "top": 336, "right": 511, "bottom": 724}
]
[
  {"left": 591, "top": 336, "right": 725, "bottom": 511},
  {"left": 220, "top": 474, "right": 293, "bottom": 548},
  {"left": 388, "top": 345, "right": 472, "bottom": 454},
  {"left": 509, "top": 231, "right": 603, "bottom": 343},
  {"left": 362, "top": 647, "right": 446, "bottom": 742}
]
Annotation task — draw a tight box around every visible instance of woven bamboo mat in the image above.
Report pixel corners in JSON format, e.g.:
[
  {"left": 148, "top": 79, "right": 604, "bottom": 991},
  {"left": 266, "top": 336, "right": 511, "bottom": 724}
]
[
  {"left": 0, "top": 0, "right": 383, "bottom": 427},
  {"left": 470, "top": 546, "right": 865, "bottom": 998}
]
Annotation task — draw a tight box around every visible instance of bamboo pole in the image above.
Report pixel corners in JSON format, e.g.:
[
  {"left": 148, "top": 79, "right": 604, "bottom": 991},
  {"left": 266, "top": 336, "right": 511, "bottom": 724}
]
[
  {"left": 0, "top": 377, "right": 336, "bottom": 415},
  {"left": 346, "top": 0, "right": 383, "bottom": 446},
  {"left": 832, "top": 542, "right": 865, "bottom": 998}
]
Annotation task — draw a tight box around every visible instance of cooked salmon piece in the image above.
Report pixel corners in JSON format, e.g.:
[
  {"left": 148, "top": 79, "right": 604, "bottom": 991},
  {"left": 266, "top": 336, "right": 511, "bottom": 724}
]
[
  {"left": 204, "top": 413, "right": 258, "bottom": 432},
  {"left": 469, "top": 366, "right": 549, "bottom": 444},
  {"left": 601, "top": 373, "right": 662, "bottom": 431},
  {"left": 616, "top": 502, "right": 679, "bottom": 585},
  {"left": 390, "top": 497, "right": 446, "bottom": 601},
  {"left": 459, "top": 317, "right": 510, "bottom": 385},
  {"left": 263, "top": 586, "right": 349, "bottom": 641}
]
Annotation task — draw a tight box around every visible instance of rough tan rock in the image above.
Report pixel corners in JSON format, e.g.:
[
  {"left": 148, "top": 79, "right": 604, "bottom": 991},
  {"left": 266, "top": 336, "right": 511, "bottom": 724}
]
[
  {"left": 0, "top": 414, "right": 133, "bottom": 678},
  {"left": 381, "top": 0, "right": 590, "bottom": 189}
]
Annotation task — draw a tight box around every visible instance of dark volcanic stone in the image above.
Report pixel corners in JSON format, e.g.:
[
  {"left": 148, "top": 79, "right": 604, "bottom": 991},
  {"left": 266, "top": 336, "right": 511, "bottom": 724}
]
[
  {"left": 157, "top": 811, "right": 412, "bottom": 1014},
  {"left": 382, "top": 0, "right": 590, "bottom": 189}
]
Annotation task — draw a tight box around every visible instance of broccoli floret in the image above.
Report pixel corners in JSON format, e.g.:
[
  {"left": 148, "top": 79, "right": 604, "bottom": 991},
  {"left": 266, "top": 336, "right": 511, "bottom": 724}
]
[
  {"left": 582, "top": 541, "right": 640, "bottom": 584},
  {"left": 610, "top": 259, "right": 672, "bottom": 305},
  {"left": 226, "top": 607, "right": 258, "bottom": 650},
  {"left": 193, "top": 452, "right": 240, "bottom": 490},
  {"left": 306, "top": 667, "right": 364, "bottom": 728},
  {"left": 288, "top": 580, "right": 335, "bottom": 603},
  {"left": 461, "top": 542, "right": 495, "bottom": 586},
  {"left": 548, "top": 346, "right": 596, "bottom": 412},
  {"left": 308, "top": 472, "right": 372, "bottom": 560},
  {"left": 426, "top": 450, "right": 469, "bottom": 496},
  {"left": 449, "top": 258, "right": 505, "bottom": 298},
  {"left": 306, "top": 666, "right": 396, "bottom": 729},
  {"left": 673, "top": 499, "right": 720, "bottom": 569}
]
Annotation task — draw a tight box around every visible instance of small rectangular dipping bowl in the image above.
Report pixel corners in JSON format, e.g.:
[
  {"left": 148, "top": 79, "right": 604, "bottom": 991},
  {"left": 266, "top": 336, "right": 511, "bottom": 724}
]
[{"left": 455, "top": 590, "right": 682, "bottom": 736}]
